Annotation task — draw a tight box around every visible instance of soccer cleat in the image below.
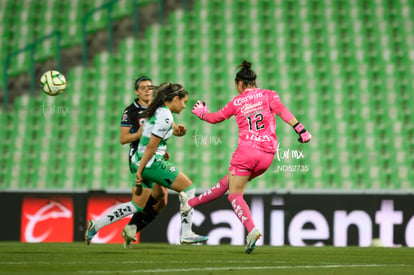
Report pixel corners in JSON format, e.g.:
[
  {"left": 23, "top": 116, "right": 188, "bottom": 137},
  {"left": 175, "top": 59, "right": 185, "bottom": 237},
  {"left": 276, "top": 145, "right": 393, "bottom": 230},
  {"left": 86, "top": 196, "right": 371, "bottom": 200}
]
[
  {"left": 245, "top": 227, "right": 262, "bottom": 254},
  {"left": 178, "top": 191, "right": 192, "bottom": 214},
  {"left": 180, "top": 232, "right": 209, "bottom": 245},
  {"left": 85, "top": 220, "right": 97, "bottom": 245},
  {"left": 122, "top": 224, "right": 137, "bottom": 249}
]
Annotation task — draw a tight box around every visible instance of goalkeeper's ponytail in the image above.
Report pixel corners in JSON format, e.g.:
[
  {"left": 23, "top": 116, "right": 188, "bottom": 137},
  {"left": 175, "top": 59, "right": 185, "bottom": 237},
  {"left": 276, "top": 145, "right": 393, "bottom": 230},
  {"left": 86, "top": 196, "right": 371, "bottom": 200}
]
[
  {"left": 235, "top": 60, "right": 257, "bottom": 86},
  {"left": 142, "top": 82, "right": 188, "bottom": 118}
]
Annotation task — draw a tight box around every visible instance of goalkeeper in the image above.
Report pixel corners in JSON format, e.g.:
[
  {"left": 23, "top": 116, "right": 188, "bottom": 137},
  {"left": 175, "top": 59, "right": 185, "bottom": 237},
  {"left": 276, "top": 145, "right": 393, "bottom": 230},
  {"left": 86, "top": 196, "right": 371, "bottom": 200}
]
[{"left": 180, "top": 60, "right": 311, "bottom": 254}]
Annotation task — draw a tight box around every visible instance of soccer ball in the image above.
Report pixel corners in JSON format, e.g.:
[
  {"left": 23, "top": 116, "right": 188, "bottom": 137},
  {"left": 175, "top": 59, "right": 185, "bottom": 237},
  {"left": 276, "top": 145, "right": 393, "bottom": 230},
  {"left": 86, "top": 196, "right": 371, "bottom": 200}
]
[{"left": 40, "top": 70, "right": 66, "bottom": 96}]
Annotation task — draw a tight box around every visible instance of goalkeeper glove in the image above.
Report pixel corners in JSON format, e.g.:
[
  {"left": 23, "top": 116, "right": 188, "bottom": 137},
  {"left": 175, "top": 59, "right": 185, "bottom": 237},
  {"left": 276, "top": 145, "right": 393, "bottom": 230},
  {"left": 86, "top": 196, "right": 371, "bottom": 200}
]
[
  {"left": 192, "top": 100, "right": 208, "bottom": 120},
  {"left": 293, "top": 122, "right": 312, "bottom": 143}
]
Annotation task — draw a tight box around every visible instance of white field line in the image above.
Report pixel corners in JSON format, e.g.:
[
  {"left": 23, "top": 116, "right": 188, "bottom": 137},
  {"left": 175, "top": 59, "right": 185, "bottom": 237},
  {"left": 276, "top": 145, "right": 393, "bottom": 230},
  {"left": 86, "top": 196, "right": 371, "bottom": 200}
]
[
  {"left": 80, "top": 264, "right": 410, "bottom": 273},
  {"left": 0, "top": 260, "right": 285, "bottom": 265}
]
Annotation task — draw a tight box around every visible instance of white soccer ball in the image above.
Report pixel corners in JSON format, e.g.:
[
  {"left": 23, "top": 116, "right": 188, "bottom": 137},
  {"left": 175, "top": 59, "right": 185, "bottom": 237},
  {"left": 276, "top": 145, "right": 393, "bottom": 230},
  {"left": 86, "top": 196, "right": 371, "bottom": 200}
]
[{"left": 40, "top": 70, "right": 67, "bottom": 96}]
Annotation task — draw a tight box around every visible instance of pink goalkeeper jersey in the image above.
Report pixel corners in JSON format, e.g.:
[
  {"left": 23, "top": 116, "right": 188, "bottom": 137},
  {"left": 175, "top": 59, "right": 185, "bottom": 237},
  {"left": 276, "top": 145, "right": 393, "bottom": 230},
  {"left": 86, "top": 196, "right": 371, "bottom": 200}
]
[{"left": 203, "top": 88, "right": 294, "bottom": 154}]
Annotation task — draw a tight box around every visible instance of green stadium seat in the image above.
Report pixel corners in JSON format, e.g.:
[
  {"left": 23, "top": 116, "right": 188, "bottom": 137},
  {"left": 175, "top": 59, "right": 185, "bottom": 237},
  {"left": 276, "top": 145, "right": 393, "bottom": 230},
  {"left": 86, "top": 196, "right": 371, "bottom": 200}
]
[
  {"left": 113, "top": 0, "right": 134, "bottom": 19},
  {"left": 35, "top": 0, "right": 64, "bottom": 61},
  {"left": 61, "top": 0, "right": 87, "bottom": 46},
  {"left": 0, "top": 111, "right": 12, "bottom": 189},
  {"left": 1, "top": 0, "right": 413, "bottom": 192},
  {"left": 85, "top": 0, "right": 108, "bottom": 33}
]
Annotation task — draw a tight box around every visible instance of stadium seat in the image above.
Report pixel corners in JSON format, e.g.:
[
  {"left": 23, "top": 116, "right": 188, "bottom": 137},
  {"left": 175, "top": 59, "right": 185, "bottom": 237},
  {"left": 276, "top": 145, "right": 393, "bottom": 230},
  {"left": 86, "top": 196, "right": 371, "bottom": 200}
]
[
  {"left": 61, "top": 0, "right": 89, "bottom": 47},
  {"left": 1, "top": 0, "right": 413, "bottom": 192}
]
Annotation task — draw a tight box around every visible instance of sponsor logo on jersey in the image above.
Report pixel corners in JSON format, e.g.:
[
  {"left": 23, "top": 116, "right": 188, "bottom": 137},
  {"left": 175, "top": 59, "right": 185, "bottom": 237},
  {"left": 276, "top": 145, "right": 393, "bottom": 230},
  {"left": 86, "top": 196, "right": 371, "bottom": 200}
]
[
  {"left": 234, "top": 92, "right": 264, "bottom": 106},
  {"left": 245, "top": 134, "right": 271, "bottom": 142},
  {"left": 241, "top": 102, "right": 263, "bottom": 115}
]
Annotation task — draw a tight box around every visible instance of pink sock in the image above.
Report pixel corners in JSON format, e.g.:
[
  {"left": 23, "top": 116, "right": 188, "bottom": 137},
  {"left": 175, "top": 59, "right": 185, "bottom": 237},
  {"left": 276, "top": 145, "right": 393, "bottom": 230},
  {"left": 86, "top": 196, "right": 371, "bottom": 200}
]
[
  {"left": 228, "top": 193, "right": 255, "bottom": 233},
  {"left": 188, "top": 175, "right": 229, "bottom": 208}
]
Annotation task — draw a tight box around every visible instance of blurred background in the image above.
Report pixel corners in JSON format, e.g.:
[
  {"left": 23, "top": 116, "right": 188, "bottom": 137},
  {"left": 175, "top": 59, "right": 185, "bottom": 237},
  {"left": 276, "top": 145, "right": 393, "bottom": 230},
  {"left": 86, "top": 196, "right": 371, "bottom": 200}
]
[{"left": 0, "top": 0, "right": 413, "bottom": 193}]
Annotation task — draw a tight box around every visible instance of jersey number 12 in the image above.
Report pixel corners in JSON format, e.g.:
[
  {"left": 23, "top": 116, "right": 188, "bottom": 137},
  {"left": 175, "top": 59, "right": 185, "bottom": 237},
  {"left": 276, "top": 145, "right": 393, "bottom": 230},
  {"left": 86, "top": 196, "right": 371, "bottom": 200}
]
[{"left": 247, "top": 113, "right": 265, "bottom": 131}]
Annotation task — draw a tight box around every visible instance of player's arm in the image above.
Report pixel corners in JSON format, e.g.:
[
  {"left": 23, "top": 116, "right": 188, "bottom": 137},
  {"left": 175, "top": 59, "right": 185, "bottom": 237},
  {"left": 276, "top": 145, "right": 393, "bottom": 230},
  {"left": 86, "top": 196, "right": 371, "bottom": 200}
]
[
  {"left": 136, "top": 134, "right": 161, "bottom": 186},
  {"left": 270, "top": 93, "right": 312, "bottom": 143},
  {"left": 192, "top": 100, "right": 231, "bottom": 124},
  {"left": 120, "top": 126, "right": 142, "bottom": 145}
]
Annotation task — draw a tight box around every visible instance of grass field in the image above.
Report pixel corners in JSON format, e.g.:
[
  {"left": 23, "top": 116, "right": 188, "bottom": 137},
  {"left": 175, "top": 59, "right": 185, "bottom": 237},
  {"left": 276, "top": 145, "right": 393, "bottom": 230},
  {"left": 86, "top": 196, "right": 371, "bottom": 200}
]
[{"left": 0, "top": 242, "right": 413, "bottom": 274}]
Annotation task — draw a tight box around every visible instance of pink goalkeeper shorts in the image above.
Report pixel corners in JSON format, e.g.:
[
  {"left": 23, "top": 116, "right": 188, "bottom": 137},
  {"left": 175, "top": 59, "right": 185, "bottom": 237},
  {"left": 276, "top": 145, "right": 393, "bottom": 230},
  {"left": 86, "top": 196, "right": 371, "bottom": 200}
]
[{"left": 229, "top": 145, "right": 275, "bottom": 181}]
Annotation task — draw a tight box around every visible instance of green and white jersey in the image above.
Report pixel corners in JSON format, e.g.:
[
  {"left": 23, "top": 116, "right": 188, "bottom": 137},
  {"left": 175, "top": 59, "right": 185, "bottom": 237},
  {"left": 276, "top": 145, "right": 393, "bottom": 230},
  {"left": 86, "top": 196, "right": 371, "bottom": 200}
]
[{"left": 135, "top": 106, "right": 173, "bottom": 167}]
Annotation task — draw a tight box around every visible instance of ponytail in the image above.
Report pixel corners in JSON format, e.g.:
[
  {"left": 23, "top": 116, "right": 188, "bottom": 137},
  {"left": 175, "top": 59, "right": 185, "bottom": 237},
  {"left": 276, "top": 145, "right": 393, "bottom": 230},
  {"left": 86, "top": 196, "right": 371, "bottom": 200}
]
[
  {"left": 235, "top": 60, "right": 257, "bottom": 86},
  {"left": 142, "top": 82, "right": 188, "bottom": 118}
]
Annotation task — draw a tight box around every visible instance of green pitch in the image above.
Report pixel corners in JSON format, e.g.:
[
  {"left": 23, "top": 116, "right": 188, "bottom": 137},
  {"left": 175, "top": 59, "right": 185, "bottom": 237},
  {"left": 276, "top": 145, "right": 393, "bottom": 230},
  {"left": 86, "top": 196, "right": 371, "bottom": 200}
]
[{"left": 0, "top": 242, "right": 413, "bottom": 274}]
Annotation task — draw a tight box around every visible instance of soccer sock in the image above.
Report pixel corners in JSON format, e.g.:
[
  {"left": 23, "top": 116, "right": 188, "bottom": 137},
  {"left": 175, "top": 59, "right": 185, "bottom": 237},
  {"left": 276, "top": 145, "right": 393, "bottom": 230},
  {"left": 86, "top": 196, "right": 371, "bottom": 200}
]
[
  {"left": 94, "top": 201, "right": 143, "bottom": 231},
  {"left": 188, "top": 175, "right": 229, "bottom": 208},
  {"left": 228, "top": 193, "right": 255, "bottom": 233},
  {"left": 128, "top": 195, "right": 159, "bottom": 232},
  {"left": 180, "top": 186, "right": 195, "bottom": 237}
]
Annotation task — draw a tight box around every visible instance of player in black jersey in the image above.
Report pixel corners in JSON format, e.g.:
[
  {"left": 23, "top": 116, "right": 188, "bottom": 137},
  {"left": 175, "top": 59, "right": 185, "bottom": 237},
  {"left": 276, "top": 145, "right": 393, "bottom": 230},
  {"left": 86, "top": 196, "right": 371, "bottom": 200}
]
[{"left": 120, "top": 76, "right": 154, "bottom": 172}]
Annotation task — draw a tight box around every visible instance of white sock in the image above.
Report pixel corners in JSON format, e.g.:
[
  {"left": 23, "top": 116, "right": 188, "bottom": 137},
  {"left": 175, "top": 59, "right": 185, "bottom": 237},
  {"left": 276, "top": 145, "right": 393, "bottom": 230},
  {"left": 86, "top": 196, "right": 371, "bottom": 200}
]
[
  {"left": 180, "top": 187, "right": 195, "bottom": 237},
  {"left": 95, "top": 201, "right": 141, "bottom": 231}
]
